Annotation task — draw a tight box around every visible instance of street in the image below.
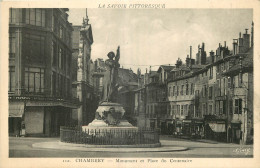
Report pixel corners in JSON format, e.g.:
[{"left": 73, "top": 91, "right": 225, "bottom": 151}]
[{"left": 9, "top": 136, "right": 253, "bottom": 158}]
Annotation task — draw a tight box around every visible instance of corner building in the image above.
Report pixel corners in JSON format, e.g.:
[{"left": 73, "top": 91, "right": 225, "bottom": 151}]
[{"left": 8, "top": 8, "right": 80, "bottom": 137}]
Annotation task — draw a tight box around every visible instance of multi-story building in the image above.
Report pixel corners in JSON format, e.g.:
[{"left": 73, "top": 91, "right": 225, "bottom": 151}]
[
  {"left": 71, "top": 10, "right": 98, "bottom": 126},
  {"left": 165, "top": 25, "right": 253, "bottom": 144},
  {"left": 167, "top": 46, "right": 207, "bottom": 137},
  {"left": 8, "top": 8, "right": 80, "bottom": 137}
]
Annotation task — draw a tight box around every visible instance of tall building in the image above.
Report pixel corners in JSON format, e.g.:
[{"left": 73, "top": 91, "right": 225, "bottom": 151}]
[
  {"left": 71, "top": 10, "right": 97, "bottom": 126},
  {"left": 8, "top": 8, "right": 80, "bottom": 137}
]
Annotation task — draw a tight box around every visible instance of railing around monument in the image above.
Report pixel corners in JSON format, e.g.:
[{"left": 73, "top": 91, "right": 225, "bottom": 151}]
[{"left": 60, "top": 126, "right": 160, "bottom": 145}]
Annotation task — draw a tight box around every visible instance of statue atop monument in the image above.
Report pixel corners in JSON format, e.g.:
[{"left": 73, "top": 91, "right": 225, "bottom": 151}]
[{"left": 102, "top": 46, "right": 120, "bottom": 102}]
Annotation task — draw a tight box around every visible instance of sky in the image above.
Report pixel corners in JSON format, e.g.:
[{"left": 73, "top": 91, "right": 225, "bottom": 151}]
[{"left": 68, "top": 9, "right": 252, "bottom": 73}]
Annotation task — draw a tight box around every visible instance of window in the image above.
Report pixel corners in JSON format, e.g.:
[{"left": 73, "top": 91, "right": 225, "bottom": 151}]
[
  {"left": 209, "top": 104, "right": 213, "bottom": 115},
  {"left": 177, "top": 86, "right": 179, "bottom": 96},
  {"left": 228, "top": 77, "right": 232, "bottom": 88},
  {"left": 181, "top": 105, "right": 184, "bottom": 115},
  {"left": 186, "top": 83, "right": 189, "bottom": 95},
  {"left": 172, "top": 105, "right": 176, "bottom": 116},
  {"left": 9, "top": 66, "right": 15, "bottom": 92},
  {"left": 25, "top": 34, "right": 45, "bottom": 64},
  {"left": 173, "top": 86, "right": 175, "bottom": 96},
  {"left": 177, "top": 105, "right": 180, "bottom": 116},
  {"left": 203, "top": 85, "right": 207, "bottom": 97},
  {"left": 52, "top": 41, "right": 57, "bottom": 66},
  {"left": 26, "top": 9, "right": 46, "bottom": 27},
  {"left": 209, "top": 67, "right": 213, "bottom": 79},
  {"left": 190, "top": 104, "right": 194, "bottom": 117},
  {"left": 24, "top": 67, "right": 44, "bottom": 93},
  {"left": 223, "top": 78, "right": 226, "bottom": 95},
  {"left": 9, "top": 8, "right": 17, "bottom": 23},
  {"left": 185, "top": 104, "right": 188, "bottom": 116},
  {"left": 202, "top": 103, "right": 206, "bottom": 116},
  {"left": 181, "top": 85, "right": 184, "bottom": 95},
  {"left": 217, "top": 79, "right": 221, "bottom": 96},
  {"left": 59, "top": 48, "right": 62, "bottom": 69},
  {"left": 235, "top": 99, "right": 242, "bottom": 114},
  {"left": 52, "top": 72, "right": 56, "bottom": 96},
  {"left": 168, "top": 105, "right": 171, "bottom": 116},
  {"left": 209, "top": 86, "right": 213, "bottom": 99},
  {"left": 60, "top": 25, "right": 63, "bottom": 39},
  {"left": 190, "top": 83, "right": 194, "bottom": 95},
  {"left": 219, "top": 101, "right": 223, "bottom": 114},
  {"left": 9, "top": 32, "right": 16, "bottom": 59}
]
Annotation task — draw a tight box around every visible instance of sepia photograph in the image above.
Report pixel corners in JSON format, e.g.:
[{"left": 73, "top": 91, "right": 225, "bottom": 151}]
[{"left": 1, "top": 0, "right": 260, "bottom": 167}]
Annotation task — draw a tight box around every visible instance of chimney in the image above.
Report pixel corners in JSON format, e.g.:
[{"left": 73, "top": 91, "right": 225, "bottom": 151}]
[
  {"left": 186, "top": 55, "right": 190, "bottom": 67},
  {"left": 233, "top": 39, "right": 238, "bottom": 55},
  {"left": 238, "top": 32, "right": 244, "bottom": 53},
  {"left": 190, "top": 46, "right": 192, "bottom": 59},
  {"left": 210, "top": 51, "right": 215, "bottom": 63},
  {"left": 224, "top": 41, "right": 226, "bottom": 48},
  {"left": 243, "top": 28, "right": 250, "bottom": 52},
  {"left": 251, "top": 21, "right": 254, "bottom": 47}
]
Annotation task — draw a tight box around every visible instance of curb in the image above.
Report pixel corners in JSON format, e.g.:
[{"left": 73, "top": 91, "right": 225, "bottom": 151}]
[
  {"left": 32, "top": 141, "right": 188, "bottom": 153},
  {"left": 59, "top": 141, "right": 162, "bottom": 148}
]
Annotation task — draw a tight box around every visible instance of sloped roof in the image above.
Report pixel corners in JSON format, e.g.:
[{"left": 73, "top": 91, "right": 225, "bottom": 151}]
[
  {"left": 118, "top": 68, "right": 138, "bottom": 86},
  {"left": 223, "top": 47, "right": 253, "bottom": 76},
  {"left": 157, "top": 65, "right": 174, "bottom": 73}
]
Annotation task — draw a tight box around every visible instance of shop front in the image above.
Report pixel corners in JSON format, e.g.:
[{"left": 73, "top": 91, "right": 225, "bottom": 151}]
[
  {"left": 191, "top": 120, "right": 204, "bottom": 139},
  {"left": 9, "top": 96, "right": 80, "bottom": 137},
  {"left": 9, "top": 102, "right": 25, "bottom": 137},
  {"left": 166, "top": 119, "right": 175, "bottom": 135},
  {"left": 205, "top": 120, "right": 226, "bottom": 142},
  {"left": 182, "top": 120, "right": 192, "bottom": 136},
  {"left": 231, "top": 121, "right": 242, "bottom": 144}
]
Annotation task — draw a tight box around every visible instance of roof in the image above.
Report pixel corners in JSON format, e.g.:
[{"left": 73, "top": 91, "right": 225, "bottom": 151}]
[
  {"left": 223, "top": 47, "right": 253, "bottom": 76},
  {"left": 118, "top": 68, "right": 138, "bottom": 85},
  {"left": 157, "top": 65, "right": 174, "bottom": 73}
]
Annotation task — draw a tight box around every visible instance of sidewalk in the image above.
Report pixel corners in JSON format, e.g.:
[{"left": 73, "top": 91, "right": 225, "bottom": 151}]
[{"left": 160, "top": 135, "right": 252, "bottom": 146}]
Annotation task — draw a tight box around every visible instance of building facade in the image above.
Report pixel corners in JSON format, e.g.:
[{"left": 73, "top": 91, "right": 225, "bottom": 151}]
[
  {"left": 71, "top": 10, "right": 98, "bottom": 126},
  {"left": 8, "top": 8, "right": 80, "bottom": 137}
]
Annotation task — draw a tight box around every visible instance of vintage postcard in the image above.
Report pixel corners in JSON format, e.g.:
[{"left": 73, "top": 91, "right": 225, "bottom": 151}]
[{"left": 0, "top": 0, "right": 260, "bottom": 167}]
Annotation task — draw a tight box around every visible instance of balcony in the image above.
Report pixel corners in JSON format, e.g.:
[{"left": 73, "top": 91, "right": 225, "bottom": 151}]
[{"left": 8, "top": 95, "right": 81, "bottom": 108}]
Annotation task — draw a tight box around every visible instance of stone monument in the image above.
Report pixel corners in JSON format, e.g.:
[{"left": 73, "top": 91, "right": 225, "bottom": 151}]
[{"left": 82, "top": 46, "right": 137, "bottom": 133}]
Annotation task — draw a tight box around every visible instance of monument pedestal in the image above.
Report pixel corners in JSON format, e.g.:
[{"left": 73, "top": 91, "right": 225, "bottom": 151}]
[{"left": 82, "top": 102, "right": 138, "bottom": 135}]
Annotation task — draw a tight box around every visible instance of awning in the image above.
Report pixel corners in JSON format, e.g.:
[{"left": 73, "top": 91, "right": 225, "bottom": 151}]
[
  {"left": 209, "top": 123, "right": 226, "bottom": 132},
  {"left": 9, "top": 102, "right": 24, "bottom": 117}
]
